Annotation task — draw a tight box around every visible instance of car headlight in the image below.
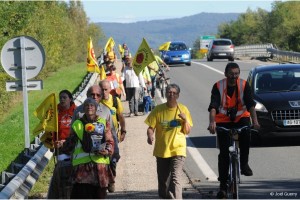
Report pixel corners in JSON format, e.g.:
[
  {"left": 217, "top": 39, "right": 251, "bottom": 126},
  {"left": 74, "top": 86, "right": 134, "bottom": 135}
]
[
  {"left": 254, "top": 100, "right": 268, "bottom": 112},
  {"left": 163, "top": 54, "right": 169, "bottom": 59},
  {"left": 182, "top": 54, "right": 190, "bottom": 59}
]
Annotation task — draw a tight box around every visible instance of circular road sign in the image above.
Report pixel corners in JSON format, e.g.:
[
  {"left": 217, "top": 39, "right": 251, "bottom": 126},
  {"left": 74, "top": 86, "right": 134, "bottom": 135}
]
[{"left": 1, "top": 36, "right": 45, "bottom": 79}]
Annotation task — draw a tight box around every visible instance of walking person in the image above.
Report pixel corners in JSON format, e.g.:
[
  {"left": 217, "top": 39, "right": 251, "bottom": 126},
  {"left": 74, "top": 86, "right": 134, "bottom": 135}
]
[
  {"left": 47, "top": 90, "right": 77, "bottom": 199},
  {"left": 122, "top": 57, "right": 146, "bottom": 116},
  {"left": 99, "top": 80, "right": 127, "bottom": 192},
  {"left": 147, "top": 49, "right": 169, "bottom": 99},
  {"left": 145, "top": 83, "right": 193, "bottom": 199},
  {"left": 61, "top": 98, "right": 114, "bottom": 199},
  {"left": 105, "top": 63, "right": 126, "bottom": 99},
  {"left": 207, "top": 62, "right": 260, "bottom": 198}
]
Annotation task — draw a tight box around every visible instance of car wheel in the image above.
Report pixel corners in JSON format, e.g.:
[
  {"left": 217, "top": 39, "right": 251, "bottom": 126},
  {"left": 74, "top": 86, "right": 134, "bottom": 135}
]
[
  {"left": 207, "top": 57, "right": 213, "bottom": 62},
  {"left": 250, "top": 132, "right": 262, "bottom": 147},
  {"left": 185, "top": 62, "right": 191, "bottom": 66},
  {"left": 229, "top": 57, "right": 234, "bottom": 61}
]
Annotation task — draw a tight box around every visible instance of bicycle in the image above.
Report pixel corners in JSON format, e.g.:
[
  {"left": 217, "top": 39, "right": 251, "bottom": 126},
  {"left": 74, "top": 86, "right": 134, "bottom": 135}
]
[
  {"left": 156, "top": 66, "right": 170, "bottom": 98},
  {"left": 216, "top": 126, "right": 257, "bottom": 199}
]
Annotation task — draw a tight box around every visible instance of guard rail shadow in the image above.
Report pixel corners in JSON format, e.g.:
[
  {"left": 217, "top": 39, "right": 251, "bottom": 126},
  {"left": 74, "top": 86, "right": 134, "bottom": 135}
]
[{"left": 0, "top": 72, "right": 98, "bottom": 199}]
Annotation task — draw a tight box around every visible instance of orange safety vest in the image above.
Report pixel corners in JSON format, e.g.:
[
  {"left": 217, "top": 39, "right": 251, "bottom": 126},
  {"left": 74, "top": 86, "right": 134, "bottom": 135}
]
[{"left": 215, "top": 78, "right": 250, "bottom": 123}]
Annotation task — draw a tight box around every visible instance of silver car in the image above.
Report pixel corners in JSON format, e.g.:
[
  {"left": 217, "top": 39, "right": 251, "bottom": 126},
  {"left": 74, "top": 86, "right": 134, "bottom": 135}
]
[{"left": 206, "top": 39, "right": 235, "bottom": 61}]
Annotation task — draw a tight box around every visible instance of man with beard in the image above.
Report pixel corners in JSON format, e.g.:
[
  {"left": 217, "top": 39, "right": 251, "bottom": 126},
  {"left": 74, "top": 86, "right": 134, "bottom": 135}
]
[{"left": 207, "top": 62, "right": 260, "bottom": 198}]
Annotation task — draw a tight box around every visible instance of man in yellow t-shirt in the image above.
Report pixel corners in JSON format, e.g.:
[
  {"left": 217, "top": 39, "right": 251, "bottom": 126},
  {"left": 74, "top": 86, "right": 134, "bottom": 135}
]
[{"left": 145, "top": 83, "right": 193, "bottom": 199}]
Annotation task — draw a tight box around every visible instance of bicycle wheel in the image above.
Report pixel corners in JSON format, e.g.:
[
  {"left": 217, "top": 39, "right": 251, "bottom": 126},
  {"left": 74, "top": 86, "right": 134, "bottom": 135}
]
[{"left": 232, "top": 157, "right": 239, "bottom": 199}]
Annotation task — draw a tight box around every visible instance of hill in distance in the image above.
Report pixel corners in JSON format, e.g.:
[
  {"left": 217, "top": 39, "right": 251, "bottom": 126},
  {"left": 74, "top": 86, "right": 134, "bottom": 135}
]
[{"left": 97, "top": 12, "right": 240, "bottom": 54}]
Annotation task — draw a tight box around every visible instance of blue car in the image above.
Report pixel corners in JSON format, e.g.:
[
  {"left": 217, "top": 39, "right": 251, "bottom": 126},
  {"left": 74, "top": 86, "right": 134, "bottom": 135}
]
[{"left": 160, "top": 41, "right": 191, "bottom": 66}]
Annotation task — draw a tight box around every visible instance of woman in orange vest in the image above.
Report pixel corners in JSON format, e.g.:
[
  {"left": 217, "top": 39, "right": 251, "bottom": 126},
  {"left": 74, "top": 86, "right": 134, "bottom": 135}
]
[{"left": 207, "top": 62, "right": 260, "bottom": 198}]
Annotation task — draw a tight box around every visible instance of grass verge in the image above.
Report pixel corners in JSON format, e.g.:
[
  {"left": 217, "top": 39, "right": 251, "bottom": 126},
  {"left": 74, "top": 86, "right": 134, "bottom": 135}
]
[{"left": 0, "top": 62, "right": 87, "bottom": 197}]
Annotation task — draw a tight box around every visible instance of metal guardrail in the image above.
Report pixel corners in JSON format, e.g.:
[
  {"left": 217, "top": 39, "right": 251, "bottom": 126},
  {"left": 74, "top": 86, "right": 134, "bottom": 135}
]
[
  {"left": 235, "top": 43, "right": 300, "bottom": 63},
  {"left": 0, "top": 72, "right": 99, "bottom": 199},
  {"left": 235, "top": 43, "right": 274, "bottom": 58},
  {"left": 267, "top": 48, "right": 300, "bottom": 63}
]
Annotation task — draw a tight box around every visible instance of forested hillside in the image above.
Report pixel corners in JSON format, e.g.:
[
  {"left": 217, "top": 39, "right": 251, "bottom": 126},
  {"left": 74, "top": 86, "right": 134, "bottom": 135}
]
[
  {"left": 218, "top": 1, "right": 300, "bottom": 52},
  {"left": 97, "top": 13, "right": 240, "bottom": 53},
  {"left": 0, "top": 1, "right": 103, "bottom": 120}
]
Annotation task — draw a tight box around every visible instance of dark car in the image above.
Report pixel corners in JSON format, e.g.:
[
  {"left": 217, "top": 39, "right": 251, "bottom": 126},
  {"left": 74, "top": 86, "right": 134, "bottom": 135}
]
[
  {"left": 247, "top": 64, "right": 300, "bottom": 141},
  {"left": 206, "top": 39, "right": 234, "bottom": 61},
  {"left": 160, "top": 41, "right": 191, "bottom": 66}
]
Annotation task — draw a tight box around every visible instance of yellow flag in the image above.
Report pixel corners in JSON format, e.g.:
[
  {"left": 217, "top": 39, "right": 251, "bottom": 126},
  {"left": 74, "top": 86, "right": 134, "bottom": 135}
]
[
  {"left": 159, "top": 41, "right": 171, "bottom": 51},
  {"left": 104, "top": 37, "right": 115, "bottom": 52},
  {"left": 118, "top": 44, "right": 124, "bottom": 55},
  {"left": 32, "top": 93, "right": 58, "bottom": 136},
  {"left": 99, "top": 65, "right": 106, "bottom": 80},
  {"left": 87, "top": 37, "right": 100, "bottom": 73},
  {"left": 132, "top": 38, "right": 156, "bottom": 76}
]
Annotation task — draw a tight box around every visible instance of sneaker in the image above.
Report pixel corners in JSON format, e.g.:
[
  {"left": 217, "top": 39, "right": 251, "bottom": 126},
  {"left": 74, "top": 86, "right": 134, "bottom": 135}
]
[
  {"left": 129, "top": 113, "right": 134, "bottom": 117},
  {"left": 241, "top": 164, "right": 253, "bottom": 176},
  {"left": 134, "top": 112, "right": 139, "bottom": 116},
  {"left": 216, "top": 190, "right": 227, "bottom": 199},
  {"left": 108, "top": 183, "right": 115, "bottom": 193}
]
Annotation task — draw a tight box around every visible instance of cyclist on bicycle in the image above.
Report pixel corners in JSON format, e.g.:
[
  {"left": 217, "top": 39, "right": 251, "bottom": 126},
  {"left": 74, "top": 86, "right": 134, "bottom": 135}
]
[
  {"left": 207, "top": 62, "right": 260, "bottom": 198},
  {"left": 147, "top": 48, "right": 169, "bottom": 98}
]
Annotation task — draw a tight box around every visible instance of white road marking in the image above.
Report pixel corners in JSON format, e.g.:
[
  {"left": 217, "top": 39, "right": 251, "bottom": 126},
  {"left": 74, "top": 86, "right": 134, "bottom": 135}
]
[
  {"left": 192, "top": 62, "right": 224, "bottom": 75},
  {"left": 187, "top": 136, "right": 218, "bottom": 181}
]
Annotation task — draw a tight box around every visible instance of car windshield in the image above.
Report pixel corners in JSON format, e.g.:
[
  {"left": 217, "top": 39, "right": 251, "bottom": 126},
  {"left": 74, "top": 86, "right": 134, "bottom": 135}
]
[
  {"left": 169, "top": 43, "right": 187, "bottom": 51},
  {"left": 213, "top": 40, "right": 231, "bottom": 45},
  {"left": 255, "top": 69, "right": 300, "bottom": 93}
]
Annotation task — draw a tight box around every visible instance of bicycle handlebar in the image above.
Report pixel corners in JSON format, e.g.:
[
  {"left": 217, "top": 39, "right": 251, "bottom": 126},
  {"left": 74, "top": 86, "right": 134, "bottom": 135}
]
[{"left": 216, "top": 126, "right": 258, "bottom": 134}]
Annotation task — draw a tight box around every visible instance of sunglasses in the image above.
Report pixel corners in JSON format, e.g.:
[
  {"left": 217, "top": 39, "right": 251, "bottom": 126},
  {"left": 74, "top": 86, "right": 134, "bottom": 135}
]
[{"left": 90, "top": 93, "right": 101, "bottom": 97}]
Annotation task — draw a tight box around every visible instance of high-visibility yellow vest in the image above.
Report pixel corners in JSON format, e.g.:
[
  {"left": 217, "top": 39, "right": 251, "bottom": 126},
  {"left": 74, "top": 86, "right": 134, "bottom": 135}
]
[{"left": 72, "top": 118, "right": 110, "bottom": 166}]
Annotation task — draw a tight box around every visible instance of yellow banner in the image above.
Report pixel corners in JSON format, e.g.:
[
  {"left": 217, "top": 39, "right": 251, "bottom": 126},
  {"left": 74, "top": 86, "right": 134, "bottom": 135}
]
[
  {"left": 32, "top": 93, "right": 58, "bottom": 136},
  {"left": 159, "top": 41, "right": 171, "bottom": 51},
  {"left": 87, "top": 37, "right": 100, "bottom": 73},
  {"left": 104, "top": 37, "right": 115, "bottom": 52},
  {"left": 132, "top": 38, "right": 156, "bottom": 76},
  {"left": 118, "top": 44, "right": 124, "bottom": 55}
]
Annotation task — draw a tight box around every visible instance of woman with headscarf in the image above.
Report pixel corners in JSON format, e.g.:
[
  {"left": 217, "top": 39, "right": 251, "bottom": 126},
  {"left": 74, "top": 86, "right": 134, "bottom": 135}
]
[{"left": 61, "top": 97, "right": 114, "bottom": 199}]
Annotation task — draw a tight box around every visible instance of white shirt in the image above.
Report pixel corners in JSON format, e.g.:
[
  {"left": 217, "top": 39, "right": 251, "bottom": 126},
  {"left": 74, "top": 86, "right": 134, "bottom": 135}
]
[{"left": 122, "top": 66, "right": 146, "bottom": 88}]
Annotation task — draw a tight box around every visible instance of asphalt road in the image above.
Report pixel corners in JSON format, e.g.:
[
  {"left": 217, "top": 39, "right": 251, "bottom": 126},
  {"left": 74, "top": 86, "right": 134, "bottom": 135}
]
[{"left": 165, "top": 59, "right": 300, "bottom": 199}]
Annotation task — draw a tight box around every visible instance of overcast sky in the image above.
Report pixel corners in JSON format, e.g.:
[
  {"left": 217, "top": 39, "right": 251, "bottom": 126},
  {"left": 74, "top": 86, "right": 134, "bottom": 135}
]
[{"left": 81, "top": 0, "right": 275, "bottom": 23}]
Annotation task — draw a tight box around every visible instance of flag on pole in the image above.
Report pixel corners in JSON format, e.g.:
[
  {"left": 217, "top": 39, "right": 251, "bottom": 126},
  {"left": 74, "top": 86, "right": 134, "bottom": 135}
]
[
  {"left": 87, "top": 37, "right": 100, "bottom": 73},
  {"left": 159, "top": 41, "right": 171, "bottom": 51},
  {"left": 132, "top": 38, "right": 156, "bottom": 76},
  {"left": 104, "top": 37, "right": 115, "bottom": 52},
  {"left": 32, "top": 93, "right": 58, "bottom": 136},
  {"left": 118, "top": 44, "right": 124, "bottom": 55}
]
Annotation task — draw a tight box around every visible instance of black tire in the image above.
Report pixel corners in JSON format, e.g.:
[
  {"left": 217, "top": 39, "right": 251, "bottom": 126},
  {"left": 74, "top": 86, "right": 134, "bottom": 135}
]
[
  {"left": 229, "top": 57, "right": 235, "bottom": 61},
  {"left": 185, "top": 62, "right": 191, "bottom": 66},
  {"left": 232, "top": 157, "right": 239, "bottom": 199},
  {"left": 250, "top": 132, "right": 262, "bottom": 147}
]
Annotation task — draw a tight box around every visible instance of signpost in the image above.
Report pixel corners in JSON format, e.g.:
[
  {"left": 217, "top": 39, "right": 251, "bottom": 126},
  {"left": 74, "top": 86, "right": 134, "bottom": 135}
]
[
  {"left": 200, "top": 35, "right": 216, "bottom": 53},
  {"left": 1, "top": 36, "right": 45, "bottom": 152}
]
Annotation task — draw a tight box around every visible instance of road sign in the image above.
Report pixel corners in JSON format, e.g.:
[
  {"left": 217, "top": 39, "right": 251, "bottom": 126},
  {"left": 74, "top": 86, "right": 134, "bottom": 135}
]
[
  {"left": 200, "top": 35, "right": 216, "bottom": 53},
  {"left": 1, "top": 36, "right": 45, "bottom": 80},
  {"left": 1, "top": 36, "right": 45, "bottom": 151},
  {"left": 6, "top": 80, "right": 43, "bottom": 91}
]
